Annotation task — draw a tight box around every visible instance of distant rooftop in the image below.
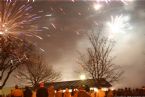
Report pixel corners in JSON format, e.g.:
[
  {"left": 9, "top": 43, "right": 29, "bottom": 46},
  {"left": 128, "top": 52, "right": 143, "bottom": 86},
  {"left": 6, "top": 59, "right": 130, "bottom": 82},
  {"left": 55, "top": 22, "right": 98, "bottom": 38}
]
[{"left": 45, "top": 78, "right": 111, "bottom": 89}]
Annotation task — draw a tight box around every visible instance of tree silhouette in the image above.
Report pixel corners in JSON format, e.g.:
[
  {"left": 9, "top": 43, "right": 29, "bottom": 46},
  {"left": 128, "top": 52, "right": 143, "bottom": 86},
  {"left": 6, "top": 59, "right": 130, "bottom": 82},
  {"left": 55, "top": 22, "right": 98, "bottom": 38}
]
[
  {"left": 16, "top": 53, "right": 61, "bottom": 89},
  {"left": 78, "top": 29, "right": 123, "bottom": 86},
  {"left": 0, "top": 35, "right": 33, "bottom": 89}
]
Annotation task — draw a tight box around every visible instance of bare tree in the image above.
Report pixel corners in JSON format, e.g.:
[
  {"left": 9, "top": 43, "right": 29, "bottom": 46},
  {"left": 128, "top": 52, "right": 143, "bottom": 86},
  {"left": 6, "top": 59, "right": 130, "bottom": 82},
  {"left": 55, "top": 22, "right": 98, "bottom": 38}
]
[
  {"left": 0, "top": 35, "right": 33, "bottom": 89},
  {"left": 16, "top": 54, "right": 60, "bottom": 89},
  {"left": 78, "top": 29, "right": 123, "bottom": 85}
]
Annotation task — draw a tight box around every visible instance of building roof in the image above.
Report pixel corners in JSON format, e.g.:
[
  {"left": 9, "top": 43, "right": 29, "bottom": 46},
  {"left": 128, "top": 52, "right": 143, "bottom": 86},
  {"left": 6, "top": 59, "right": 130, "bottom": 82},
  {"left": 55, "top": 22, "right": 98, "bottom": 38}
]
[{"left": 45, "top": 79, "right": 111, "bottom": 89}]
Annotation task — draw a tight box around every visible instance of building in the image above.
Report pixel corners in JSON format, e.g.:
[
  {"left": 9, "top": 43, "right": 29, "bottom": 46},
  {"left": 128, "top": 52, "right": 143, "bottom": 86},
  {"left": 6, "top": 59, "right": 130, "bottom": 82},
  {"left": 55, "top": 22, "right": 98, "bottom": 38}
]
[{"left": 45, "top": 78, "right": 111, "bottom": 90}]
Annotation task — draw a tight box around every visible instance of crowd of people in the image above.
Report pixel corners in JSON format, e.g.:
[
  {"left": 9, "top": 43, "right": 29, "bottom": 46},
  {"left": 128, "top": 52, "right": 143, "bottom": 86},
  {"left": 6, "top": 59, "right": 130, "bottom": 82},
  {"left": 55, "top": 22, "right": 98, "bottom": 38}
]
[
  {"left": 113, "top": 87, "right": 145, "bottom": 96},
  {"left": 4, "top": 83, "right": 107, "bottom": 97},
  {"left": 2, "top": 83, "right": 145, "bottom": 97}
]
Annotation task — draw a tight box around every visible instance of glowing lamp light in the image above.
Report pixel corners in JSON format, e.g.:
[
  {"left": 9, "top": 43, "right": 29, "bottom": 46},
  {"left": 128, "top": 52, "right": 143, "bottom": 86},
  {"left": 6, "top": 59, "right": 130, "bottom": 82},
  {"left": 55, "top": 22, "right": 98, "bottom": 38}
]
[
  {"left": 80, "top": 74, "right": 86, "bottom": 80},
  {"left": 94, "top": 88, "right": 99, "bottom": 92},
  {"left": 101, "top": 88, "right": 108, "bottom": 91},
  {"left": 69, "top": 89, "right": 72, "bottom": 92},
  {"left": 110, "top": 87, "right": 115, "bottom": 91}
]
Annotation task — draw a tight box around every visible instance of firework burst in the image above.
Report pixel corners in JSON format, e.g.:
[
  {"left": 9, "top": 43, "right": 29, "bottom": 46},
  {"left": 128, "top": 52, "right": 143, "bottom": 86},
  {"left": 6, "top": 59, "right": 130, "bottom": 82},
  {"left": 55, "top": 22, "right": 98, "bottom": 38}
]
[
  {"left": 107, "top": 15, "right": 131, "bottom": 33},
  {"left": 0, "top": 0, "right": 40, "bottom": 38},
  {"left": 106, "top": 14, "right": 132, "bottom": 39}
]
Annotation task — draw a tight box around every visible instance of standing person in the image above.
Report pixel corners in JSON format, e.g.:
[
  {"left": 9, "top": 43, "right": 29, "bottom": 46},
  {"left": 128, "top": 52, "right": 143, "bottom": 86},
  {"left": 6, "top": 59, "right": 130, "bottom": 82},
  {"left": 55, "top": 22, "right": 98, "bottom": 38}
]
[
  {"left": 0, "top": 89, "right": 2, "bottom": 97},
  {"left": 64, "top": 88, "right": 71, "bottom": 97},
  {"left": 90, "top": 90, "right": 96, "bottom": 97},
  {"left": 96, "top": 87, "right": 105, "bottom": 97},
  {"left": 71, "top": 89, "right": 75, "bottom": 97},
  {"left": 55, "top": 89, "right": 63, "bottom": 97},
  {"left": 77, "top": 86, "right": 90, "bottom": 97},
  {"left": 36, "top": 83, "right": 48, "bottom": 97},
  {"left": 48, "top": 85, "right": 55, "bottom": 97},
  {"left": 12, "top": 85, "right": 23, "bottom": 97},
  {"left": 106, "top": 89, "right": 113, "bottom": 97},
  {"left": 23, "top": 86, "right": 32, "bottom": 97},
  {"left": 10, "top": 89, "right": 14, "bottom": 97},
  {"left": 32, "top": 88, "right": 37, "bottom": 97},
  {"left": 73, "top": 89, "right": 79, "bottom": 97}
]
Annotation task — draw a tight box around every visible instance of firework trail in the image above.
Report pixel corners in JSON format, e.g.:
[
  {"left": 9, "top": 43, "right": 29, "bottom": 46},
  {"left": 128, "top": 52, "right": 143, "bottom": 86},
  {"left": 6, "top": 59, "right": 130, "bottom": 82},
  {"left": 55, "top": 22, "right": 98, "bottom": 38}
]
[
  {"left": 72, "top": 0, "right": 133, "bottom": 5},
  {"left": 95, "top": 0, "right": 127, "bottom": 4},
  {"left": 27, "top": 0, "right": 35, "bottom": 2}
]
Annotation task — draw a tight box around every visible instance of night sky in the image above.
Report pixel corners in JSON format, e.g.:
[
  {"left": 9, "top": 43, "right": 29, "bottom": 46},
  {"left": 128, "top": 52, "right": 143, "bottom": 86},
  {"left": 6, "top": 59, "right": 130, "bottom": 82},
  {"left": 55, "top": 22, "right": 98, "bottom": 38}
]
[{"left": 6, "top": 0, "right": 145, "bottom": 88}]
